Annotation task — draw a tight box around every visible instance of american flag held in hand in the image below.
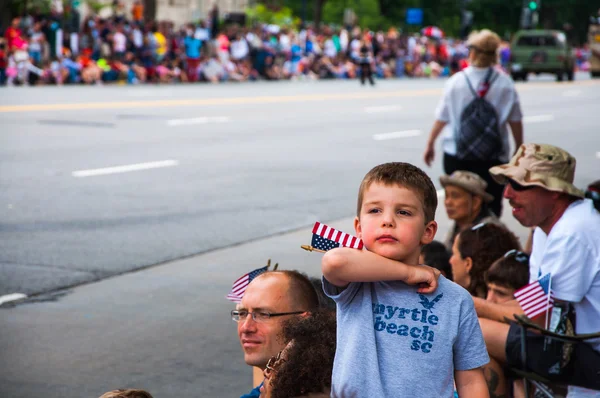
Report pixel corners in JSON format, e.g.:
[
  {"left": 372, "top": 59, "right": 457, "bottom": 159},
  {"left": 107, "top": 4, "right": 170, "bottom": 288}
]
[
  {"left": 514, "top": 273, "right": 554, "bottom": 319},
  {"left": 311, "top": 222, "right": 364, "bottom": 251},
  {"left": 226, "top": 265, "right": 269, "bottom": 303}
]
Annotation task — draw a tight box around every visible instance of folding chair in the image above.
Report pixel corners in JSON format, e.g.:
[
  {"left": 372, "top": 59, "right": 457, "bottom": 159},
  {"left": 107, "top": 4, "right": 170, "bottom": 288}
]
[{"left": 509, "top": 314, "right": 600, "bottom": 398}]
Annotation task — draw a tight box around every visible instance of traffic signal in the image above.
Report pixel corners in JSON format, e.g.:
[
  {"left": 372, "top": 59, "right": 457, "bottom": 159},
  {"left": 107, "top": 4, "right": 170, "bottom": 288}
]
[{"left": 527, "top": 0, "right": 540, "bottom": 11}]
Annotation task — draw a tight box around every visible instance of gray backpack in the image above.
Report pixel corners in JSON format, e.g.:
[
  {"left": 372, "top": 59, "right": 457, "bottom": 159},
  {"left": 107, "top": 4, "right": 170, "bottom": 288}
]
[{"left": 456, "top": 69, "right": 502, "bottom": 161}]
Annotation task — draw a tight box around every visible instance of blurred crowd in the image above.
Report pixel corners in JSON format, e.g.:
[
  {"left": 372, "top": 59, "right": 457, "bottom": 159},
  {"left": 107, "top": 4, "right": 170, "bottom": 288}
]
[{"left": 2, "top": 3, "right": 481, "bottom": 87}]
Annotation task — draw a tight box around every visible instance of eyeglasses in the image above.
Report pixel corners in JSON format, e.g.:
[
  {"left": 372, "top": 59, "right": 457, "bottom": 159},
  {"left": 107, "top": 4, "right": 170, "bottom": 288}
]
[
  {"left": 504, "top": 249, "right": 529, "bottom": 263},
  {"left": 264, "top": 350, "right": 287, "bottom": 379},
  {"left": 507, "top": 179, "right": 534, "bottom": 192},
  {"left": 231, "top": 309, "right": 304, "bottom": 323}
]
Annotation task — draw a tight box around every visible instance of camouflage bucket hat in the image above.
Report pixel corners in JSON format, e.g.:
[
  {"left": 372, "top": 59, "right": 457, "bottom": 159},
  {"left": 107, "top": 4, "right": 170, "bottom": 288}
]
[{"left": 489, "top": 143, "right": 584, "bottom": 198}]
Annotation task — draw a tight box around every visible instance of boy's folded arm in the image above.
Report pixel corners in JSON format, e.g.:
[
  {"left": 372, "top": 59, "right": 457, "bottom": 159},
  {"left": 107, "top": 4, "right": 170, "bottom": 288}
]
[
  {"left": 455, "top": 368, "right": 489, "bottom": 398},
  {"left": 321, "top": 248, "right": 439, "bottom": 292}
]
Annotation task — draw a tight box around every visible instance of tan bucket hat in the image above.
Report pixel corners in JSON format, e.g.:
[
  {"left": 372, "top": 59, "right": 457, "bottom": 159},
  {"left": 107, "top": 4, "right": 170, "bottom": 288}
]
[
  {"left": 440, "top": 170, "right": 494, "bottom": 203},
  {"left": 489, "top": 143, "right": 584, "bottom": 198}
]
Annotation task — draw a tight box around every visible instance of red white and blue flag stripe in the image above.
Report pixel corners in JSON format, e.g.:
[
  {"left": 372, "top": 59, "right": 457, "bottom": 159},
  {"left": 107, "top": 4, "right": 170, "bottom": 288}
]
[
  {"left": 514, "top": 273, "right": 554, "bottom": 319},
  {"left": 226, "top": 265, "right": 269, "bottom": 303},
  {"left": 312, "top": 221, "right": 364, "bottom": 250}
]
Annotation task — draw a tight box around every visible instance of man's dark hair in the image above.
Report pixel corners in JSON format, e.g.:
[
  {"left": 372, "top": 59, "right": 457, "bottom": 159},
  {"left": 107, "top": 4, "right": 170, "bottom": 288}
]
[
  {"left": 485, "top": 254, "right": 529, "bottom": 291},
  {"left": 421, "top": 241, "right": 452, "bottom": 281},
  {"left": 357, "top": 162, "right": 438, "bottom": 223},
  {"left": 457, "top": 223, "right": 521, "bottom": 298},
  {"left": 270, "top": 270, "right": 319, "bottom": 312},
  {"left": 270, "top": 311, "right": 336, "bottom": 398}
]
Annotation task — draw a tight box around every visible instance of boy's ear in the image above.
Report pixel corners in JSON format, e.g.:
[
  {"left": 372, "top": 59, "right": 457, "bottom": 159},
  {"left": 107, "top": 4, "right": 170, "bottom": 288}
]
[
  {"left": 353, "top": 216, "right": 362, "bottom": 239},
  {"left": 420, "top": 220, "right": 437, "bottom": 245}
]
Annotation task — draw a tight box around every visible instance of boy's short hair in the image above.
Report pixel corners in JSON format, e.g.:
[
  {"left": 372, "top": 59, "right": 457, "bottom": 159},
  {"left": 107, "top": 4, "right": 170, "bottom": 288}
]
[
  {"left": 485, "top": 251, "right": 530, "bottom": 291},
  {"left": 421, "top": 241, "right": 452, "bottom": 281},
  {"left": 357, "top": 162, "right": 438, "bottom": 223}
]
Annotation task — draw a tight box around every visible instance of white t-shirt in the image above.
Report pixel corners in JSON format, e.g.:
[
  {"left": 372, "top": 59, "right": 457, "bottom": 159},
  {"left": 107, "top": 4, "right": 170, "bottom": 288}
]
[
  {"left": 530, "top": 199, "right": 600, "bottom": 396},
  {"left": 530, "top": 199, "right": 600, "bottom": 341},
  {"left": 435, "top": 66, "right": 523, "bottom": 162},
  {"left": 113, "top": 31, "right": 127, "bottom": 53},
  {"left": 230, "top": 39, "right": 249, "bottom": 60}
]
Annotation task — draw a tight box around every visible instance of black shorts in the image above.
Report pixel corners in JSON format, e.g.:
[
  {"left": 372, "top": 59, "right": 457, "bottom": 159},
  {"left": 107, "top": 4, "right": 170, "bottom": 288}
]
[{"left": 505, "top": 322, "right": 600, "bottom": 390}]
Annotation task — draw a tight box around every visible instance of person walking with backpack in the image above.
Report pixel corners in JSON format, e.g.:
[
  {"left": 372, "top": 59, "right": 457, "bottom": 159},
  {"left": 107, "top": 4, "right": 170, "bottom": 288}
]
[{"left": 423, "top": 30, "right": 523, "bottom": 217}]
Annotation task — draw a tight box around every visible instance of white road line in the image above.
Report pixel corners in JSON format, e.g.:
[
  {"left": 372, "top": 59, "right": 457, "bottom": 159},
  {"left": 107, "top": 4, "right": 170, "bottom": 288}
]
[
  {"left": 72, "top": 160, "right": 179, "bottom": 178},
  {"left": 167, "top": 116, "right": 230, "bottom": 126},
  {"left": 373, "top": 130, "right": 421, "bottom": 141},
  {"left": 523, "top": 114, "right": 555, "bottom": 123},
  {"left": 0, "top": 293, "right": 27, "bottom": 306},
  {"left": 562, "top": 89, "right": 581, "bottom": 97},
  {"left": 364, "top": 105, "right": 402, "bottom": 113}
]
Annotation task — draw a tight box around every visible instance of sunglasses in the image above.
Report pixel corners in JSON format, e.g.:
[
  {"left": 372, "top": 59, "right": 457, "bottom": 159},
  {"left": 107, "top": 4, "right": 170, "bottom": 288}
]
[
  {"left": 504, "top": 249, "right": 529, "bottom": 264},
  {"left": 507, "top": 179, "right": 534, "bottom": 192},
  {"left": 586, "top": 189, "right": 600, "bottom": 202}
]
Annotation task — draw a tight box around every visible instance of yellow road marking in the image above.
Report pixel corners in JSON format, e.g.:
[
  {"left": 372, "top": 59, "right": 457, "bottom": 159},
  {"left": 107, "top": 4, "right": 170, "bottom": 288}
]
[
  {"left": 0, "top": 79, "right": 597, "bottom": 113},
  {"left": 0, "top": 89, "right": 442, "bottom": 113}
]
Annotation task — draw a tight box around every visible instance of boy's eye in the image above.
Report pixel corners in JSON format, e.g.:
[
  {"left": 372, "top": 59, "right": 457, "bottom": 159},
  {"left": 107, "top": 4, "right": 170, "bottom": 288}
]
[
  {"left": 367, "top": 208, "right": 380, "bottom": 214},
  {"left": 397, "top": 210, "right": 411, "bottom": 216}
]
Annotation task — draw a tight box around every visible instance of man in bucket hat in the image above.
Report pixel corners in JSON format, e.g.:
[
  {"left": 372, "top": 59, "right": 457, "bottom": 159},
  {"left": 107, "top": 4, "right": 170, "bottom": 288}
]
[{"left": 473, "top": 143, "right": 600, "bottom": 396}]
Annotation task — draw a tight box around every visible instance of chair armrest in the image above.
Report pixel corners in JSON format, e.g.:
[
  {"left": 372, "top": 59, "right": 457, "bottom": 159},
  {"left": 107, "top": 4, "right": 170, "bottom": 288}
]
[{"left": 513, "top": 314, "right": 600, "bottom": 341}]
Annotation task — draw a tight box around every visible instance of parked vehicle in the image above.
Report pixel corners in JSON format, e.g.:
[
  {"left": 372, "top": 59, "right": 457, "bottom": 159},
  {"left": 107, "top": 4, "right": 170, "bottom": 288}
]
[{"left": 509, "top": 30, "right": 575, "bottom": 82}]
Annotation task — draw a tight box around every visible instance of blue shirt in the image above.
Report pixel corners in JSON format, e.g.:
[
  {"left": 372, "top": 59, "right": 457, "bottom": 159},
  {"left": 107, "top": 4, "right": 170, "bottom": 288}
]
[
  {"left": 184, "top": 36, "right": 202, "bottom": 59},
  {"left": 240, "top": 382, "right": 262, "bottom": 398},
  {"left": 323, "top": 276, "right": 489, "bottom": 397}
]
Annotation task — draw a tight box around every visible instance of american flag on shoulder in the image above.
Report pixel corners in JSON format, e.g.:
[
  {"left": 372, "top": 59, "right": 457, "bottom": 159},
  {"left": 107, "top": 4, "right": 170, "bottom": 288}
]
[
  {"left": 311, "top": 221, "right": 364, "bottom": 251},
  {"left": 514, "top": 273, "right": 554, "bottom": 319},
  {"left": 226, "top": 265, "right": 269, "bottom": 303}
]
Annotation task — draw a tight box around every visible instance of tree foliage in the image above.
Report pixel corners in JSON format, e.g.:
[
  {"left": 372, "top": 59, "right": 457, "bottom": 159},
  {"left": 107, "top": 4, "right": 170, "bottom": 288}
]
[{"left": 269, "top": 0, "right": 596, "bottom": 43}]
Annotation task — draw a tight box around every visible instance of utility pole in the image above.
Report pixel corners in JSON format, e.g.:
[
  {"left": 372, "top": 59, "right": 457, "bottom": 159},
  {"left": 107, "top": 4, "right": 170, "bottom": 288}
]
[{"left": 460, "top": 0, "right": 473, "bottom": 40}]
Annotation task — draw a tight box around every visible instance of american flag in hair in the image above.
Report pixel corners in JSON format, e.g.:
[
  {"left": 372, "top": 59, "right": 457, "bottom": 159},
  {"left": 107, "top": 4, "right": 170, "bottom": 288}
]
[
  {"left": 226, "top": 265, "right": 269, "bottom": 303},
  {"left": 514, "top": 273, "right": 554, "bottom": 319},
  {"left": 312, "top": 222, "right": 364, "bottom": 251}
]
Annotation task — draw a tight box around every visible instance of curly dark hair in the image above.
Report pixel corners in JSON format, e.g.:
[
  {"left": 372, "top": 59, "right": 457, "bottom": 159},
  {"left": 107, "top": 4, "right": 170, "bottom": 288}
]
[
  {"left": 269, "top": 310, "right": 336, "bottom": 398},
  {"left": 457, "top": 223, "right": 521, "bottom": 298}
]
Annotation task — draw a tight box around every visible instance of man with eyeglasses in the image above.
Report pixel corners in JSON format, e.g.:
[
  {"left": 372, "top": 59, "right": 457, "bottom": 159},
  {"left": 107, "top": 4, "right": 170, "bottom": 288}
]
[
  {"left": 232, "top": 270, "right": 319, "bottom": 398},
  {"left": 472, "top": 143, "right": 600, "bottom": 396}
]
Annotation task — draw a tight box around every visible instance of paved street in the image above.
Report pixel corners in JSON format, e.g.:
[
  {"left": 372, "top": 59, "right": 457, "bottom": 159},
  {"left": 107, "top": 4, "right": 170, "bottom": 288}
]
[{"left": 1, "top": 73, "right": 599, "bottom": 398}]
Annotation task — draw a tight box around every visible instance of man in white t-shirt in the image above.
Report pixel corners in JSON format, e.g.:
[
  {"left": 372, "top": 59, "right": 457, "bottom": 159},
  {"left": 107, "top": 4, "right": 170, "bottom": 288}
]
[
  {"left": 424, "top": 29, "right": 524, "bottom": 217},
  {"left": 474, "top": 143, "right": 600, "bottom": 396}
]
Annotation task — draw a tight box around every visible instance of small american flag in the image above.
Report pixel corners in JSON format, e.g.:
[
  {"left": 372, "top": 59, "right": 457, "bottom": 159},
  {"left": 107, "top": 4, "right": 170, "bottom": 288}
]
[
  {"left": 226, "top": 265, "right": 269, "bottom": 303},
  {"left": 514, "top": 273, "right": 554, "bottom": 319},
  {"left": 312, "top": 222, "right": 364, "bottom": 250}
]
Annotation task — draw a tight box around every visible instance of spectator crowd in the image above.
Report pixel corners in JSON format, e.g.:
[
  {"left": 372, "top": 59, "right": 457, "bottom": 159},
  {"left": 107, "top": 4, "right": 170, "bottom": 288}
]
[{"left": 2, "top": 3, "right": 505, "bottom": 87}]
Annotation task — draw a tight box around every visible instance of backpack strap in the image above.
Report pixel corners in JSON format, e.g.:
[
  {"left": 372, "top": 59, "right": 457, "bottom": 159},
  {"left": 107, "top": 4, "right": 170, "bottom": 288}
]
[
  {"left": 482, "top": 67, "right": 499, "bottom": 98},
  {"left": 463, "top": 71, "right": 478, "bottom": 97}
]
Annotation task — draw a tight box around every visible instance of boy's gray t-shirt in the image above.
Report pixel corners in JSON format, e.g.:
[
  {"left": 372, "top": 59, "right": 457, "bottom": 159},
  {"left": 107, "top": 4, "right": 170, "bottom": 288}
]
[{"left": 323, "top": 276, "right": 489, "bottom": 397}]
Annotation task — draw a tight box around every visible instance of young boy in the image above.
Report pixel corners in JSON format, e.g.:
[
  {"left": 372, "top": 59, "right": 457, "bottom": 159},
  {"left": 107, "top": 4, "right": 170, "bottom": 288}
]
[
  {"left": 485, "top": 250, "right": 530, "bottom": 304},
  {"left": 322, "top": 162, "right": 489, "bottom": 397}
]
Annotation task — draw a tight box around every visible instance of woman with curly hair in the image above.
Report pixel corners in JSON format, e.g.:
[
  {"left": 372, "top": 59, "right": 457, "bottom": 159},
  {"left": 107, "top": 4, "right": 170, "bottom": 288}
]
[
  {"left": 260, "top": 310, "right": 336, "bottom": 398},
  {"left": 449, "top": 222, "right": 521, "bottom": 298}
]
